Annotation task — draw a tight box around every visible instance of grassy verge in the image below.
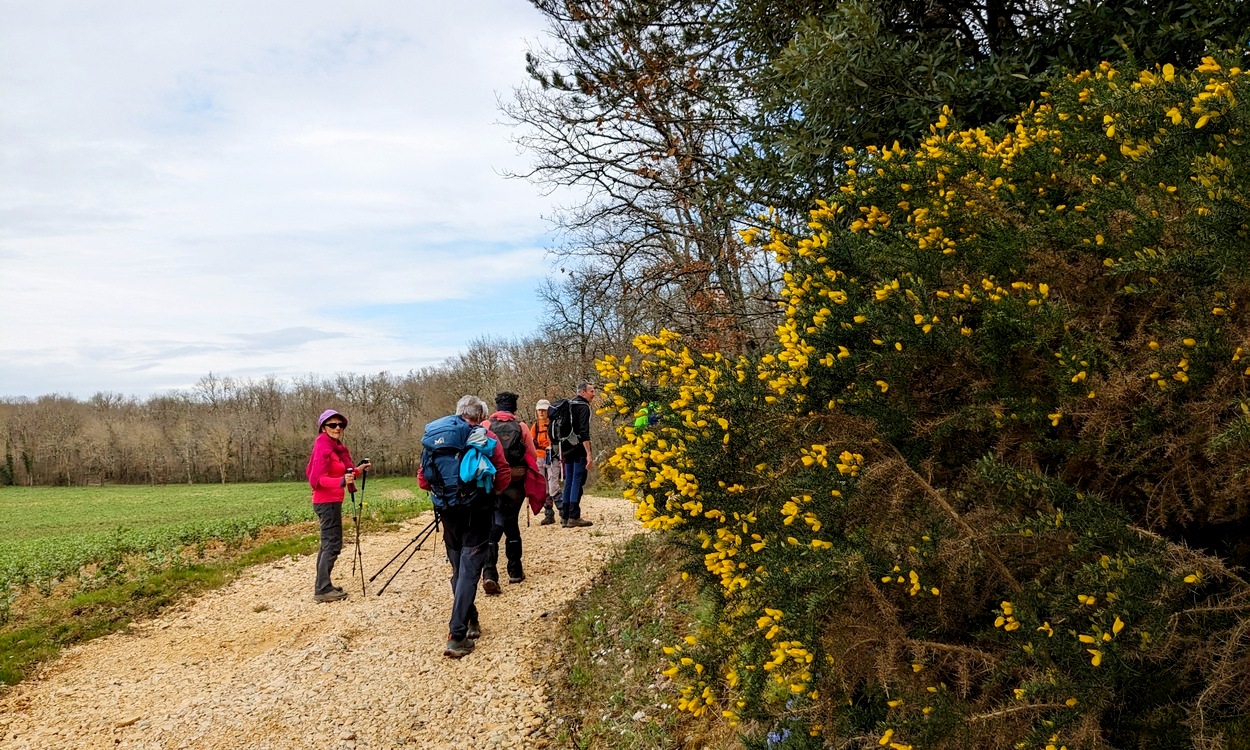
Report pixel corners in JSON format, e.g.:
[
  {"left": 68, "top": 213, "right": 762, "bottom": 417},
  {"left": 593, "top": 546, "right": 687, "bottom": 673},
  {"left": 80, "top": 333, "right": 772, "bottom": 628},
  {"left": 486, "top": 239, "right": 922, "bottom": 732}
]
[
  {"left": 0, "top": 530, "right": 319, "bottom": 686},
  {"left": 0, "top": 478, "right": 423, "bottom": 597},
  {"left": 0, "top": 478, "right": 431, "bottom": 687},
  {"left": 548, "top": 532, "right": 741, "bottom": 749}
]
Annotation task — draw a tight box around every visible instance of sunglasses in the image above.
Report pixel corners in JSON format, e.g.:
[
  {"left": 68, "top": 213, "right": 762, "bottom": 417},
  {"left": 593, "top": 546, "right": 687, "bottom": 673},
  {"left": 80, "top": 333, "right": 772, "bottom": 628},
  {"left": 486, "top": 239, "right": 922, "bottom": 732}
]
[{"left": 323, "top": 422, "right": 346, "bottom": 429}]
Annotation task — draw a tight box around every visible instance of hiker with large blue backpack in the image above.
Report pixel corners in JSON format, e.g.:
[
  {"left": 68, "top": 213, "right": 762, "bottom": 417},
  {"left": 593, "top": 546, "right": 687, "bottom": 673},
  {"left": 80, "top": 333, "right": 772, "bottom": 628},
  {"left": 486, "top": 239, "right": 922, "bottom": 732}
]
[{"left": 417, "top": 395, "right": 513, "bottom": 659}]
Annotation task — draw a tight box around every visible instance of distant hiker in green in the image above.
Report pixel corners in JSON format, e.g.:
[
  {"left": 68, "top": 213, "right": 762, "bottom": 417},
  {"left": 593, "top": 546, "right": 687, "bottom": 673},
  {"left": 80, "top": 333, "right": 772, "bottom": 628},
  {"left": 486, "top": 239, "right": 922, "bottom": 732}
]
[{"left": 633, "top": 401, "right": 659, "bottom": 431}]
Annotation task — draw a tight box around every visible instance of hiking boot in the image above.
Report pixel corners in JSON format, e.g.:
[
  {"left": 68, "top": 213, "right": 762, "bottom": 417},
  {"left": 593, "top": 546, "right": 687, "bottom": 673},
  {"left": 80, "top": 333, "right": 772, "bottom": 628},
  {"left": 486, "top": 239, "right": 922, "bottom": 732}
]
[
  {"left": 505, "top": 539, "right": 523, "bottom": 583},
  {"left": 467, "top": 621, "right": 481, "bottom": 640},
  {"left": 313, "top": 589, "right": 349, "bottom": 603},
  {"left": 482, "top": 541, "right": 501, "bottom": 594},
  {"left": 560, "top": 518, "right": 570, "bottom": 528},
  {"left": 566, "top": 518, "right": 594, "bottom": 528},
  {"left": 444, "top": 637, "right": 476, "bottom": 659},
  {"left": 539, "top": 514, "right": 555, "bottom": 526}
]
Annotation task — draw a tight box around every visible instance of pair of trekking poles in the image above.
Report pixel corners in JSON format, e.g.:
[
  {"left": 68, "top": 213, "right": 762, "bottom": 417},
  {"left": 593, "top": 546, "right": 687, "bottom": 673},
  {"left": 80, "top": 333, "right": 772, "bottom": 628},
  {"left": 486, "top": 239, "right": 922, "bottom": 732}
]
[
  {"left": 346, "top": 463, "right": 369, "bottom": 595},
  {"left": 346, "top": 462, "right": 443, "bottom": 596}
]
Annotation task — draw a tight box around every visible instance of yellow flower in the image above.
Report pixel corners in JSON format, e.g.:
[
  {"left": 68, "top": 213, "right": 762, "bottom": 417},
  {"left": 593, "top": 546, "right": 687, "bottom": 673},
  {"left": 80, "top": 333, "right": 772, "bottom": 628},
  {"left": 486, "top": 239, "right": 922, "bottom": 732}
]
[{"left": 1087, "top": 649, "right": 1103, "bottom": 667}]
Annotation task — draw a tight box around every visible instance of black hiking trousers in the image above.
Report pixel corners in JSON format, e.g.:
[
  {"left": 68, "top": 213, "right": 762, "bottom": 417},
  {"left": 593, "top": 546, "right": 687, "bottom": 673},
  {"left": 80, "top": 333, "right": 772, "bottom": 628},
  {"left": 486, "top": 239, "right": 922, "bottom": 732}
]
[
  {"left": 313, "top": 501, "right": 343, "bottom": 595},
  {"left": 489, "top": 484, "right": 525, "bottom": 565},
  {"left": 440, "top": 499, "right": 493, "bottom": 641}
]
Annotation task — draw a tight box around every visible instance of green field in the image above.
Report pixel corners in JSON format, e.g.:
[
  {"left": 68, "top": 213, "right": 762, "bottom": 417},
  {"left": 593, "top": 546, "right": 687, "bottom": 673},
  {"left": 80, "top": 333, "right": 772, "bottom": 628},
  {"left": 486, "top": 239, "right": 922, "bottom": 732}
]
[{"left": 0, "top": 478, "right": 428, "bottom": 596}]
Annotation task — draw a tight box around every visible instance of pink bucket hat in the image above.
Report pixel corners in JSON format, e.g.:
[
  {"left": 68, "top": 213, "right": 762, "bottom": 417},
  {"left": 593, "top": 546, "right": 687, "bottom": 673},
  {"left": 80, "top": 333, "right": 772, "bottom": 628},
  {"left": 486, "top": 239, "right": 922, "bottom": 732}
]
[{"left": 317, "top": 409, "right": 347, "bottom": 431}]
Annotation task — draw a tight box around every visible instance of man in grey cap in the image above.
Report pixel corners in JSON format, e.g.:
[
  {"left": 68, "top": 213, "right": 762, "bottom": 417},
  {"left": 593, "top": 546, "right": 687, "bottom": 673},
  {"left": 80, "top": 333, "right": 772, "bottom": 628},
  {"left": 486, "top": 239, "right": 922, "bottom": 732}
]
[{"left": 529, "top": 399, "right": 563, "bottom": 525}]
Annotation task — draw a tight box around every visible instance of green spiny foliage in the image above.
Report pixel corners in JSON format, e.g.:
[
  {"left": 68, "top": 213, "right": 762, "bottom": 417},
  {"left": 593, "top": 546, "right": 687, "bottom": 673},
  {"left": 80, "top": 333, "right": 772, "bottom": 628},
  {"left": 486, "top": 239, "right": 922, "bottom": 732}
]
[{"left": 597, "top": 53, "right": 1250, "bottom": 749}]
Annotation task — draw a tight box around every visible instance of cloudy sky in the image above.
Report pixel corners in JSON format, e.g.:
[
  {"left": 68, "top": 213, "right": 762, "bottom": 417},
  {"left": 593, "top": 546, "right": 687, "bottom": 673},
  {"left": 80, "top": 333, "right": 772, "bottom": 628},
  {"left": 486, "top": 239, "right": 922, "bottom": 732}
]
[{"left": 0, "top": 1, "right": 564, "bottom": 399}]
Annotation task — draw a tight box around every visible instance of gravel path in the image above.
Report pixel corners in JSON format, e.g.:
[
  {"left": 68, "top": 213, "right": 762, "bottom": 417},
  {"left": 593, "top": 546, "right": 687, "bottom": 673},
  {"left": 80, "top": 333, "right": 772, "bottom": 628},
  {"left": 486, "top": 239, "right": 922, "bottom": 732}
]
[{"left": 0, "top": 496, "right": 639, "bottom": 750}]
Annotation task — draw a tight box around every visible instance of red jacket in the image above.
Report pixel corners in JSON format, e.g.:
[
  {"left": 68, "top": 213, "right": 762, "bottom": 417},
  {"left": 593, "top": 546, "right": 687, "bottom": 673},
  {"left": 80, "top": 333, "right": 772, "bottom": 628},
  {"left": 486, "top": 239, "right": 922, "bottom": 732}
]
[
  {"left": 417, "top": 425, "right": 512, "bottom": 493},
  {"left": 306, "top": 432, "right": 357, "bottom": 504}
]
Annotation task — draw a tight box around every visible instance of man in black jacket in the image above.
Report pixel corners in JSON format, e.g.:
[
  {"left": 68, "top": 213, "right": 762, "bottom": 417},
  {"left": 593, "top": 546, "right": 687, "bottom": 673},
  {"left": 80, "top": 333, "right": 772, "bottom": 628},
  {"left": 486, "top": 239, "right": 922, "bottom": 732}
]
[{"left": 559, "top": 382, "right": 596, "bottom": 527}]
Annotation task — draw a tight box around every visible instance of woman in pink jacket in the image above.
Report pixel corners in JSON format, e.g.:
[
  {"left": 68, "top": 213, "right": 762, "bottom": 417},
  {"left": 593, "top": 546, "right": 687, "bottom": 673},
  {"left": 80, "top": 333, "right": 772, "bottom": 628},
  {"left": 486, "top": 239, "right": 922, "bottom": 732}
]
[{"left": 306, "top": 409, "right": 368, "bottom": 602}]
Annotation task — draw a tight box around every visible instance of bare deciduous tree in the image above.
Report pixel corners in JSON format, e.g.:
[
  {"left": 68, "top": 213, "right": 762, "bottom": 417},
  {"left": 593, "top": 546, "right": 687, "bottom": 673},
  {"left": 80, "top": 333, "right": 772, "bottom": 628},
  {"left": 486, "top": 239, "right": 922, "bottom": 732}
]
[{"left": 505, "top": 0, "right": 779, "bottom": 352}]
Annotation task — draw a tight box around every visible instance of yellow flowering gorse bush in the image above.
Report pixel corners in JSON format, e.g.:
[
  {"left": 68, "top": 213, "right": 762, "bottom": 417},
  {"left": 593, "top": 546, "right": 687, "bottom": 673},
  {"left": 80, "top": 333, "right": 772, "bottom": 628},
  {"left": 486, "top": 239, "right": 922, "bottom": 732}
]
[{"left": 600, "top": 53, "right": 1250, "bottom": 750}]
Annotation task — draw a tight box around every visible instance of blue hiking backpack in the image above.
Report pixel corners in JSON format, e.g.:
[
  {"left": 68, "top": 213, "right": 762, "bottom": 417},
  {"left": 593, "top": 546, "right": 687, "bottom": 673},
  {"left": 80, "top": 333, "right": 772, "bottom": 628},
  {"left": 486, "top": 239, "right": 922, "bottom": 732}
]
[{"left": 420, "top": 415, "right": 478, "bottom": 508}]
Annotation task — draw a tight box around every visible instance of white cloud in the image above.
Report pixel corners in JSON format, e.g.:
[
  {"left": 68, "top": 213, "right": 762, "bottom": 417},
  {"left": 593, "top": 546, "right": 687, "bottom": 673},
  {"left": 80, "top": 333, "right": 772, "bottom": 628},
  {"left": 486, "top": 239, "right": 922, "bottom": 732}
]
[{"left": 0, "top": 0, "right": 564, "bottom": 398}]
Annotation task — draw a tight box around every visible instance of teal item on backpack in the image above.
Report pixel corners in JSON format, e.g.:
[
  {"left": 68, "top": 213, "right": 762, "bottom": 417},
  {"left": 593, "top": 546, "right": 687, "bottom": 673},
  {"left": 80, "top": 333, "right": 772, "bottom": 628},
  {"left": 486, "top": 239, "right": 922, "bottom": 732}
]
[{"left": 459, "top": 427, "right": 498, "bottom": 495}]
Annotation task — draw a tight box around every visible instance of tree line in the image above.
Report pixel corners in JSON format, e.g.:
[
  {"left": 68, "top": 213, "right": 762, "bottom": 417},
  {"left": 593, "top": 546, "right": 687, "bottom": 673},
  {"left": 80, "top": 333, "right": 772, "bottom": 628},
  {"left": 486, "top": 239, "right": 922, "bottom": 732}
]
[{"left": 0, "top": 335, "right": 620, "bottom": 487}]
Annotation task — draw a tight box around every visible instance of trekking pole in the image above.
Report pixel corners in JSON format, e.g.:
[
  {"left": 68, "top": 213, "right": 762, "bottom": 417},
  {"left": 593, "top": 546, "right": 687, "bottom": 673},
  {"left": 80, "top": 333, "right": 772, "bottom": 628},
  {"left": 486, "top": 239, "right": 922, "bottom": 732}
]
[
  {"left": 347, "top": 487, "right": 363, "bottom": 593},
  {"left": 349, "top": 468, "right": 368, "bottom": 595},
  {"left": 370, "top": 512, "right": 441, "bottom": 595}
]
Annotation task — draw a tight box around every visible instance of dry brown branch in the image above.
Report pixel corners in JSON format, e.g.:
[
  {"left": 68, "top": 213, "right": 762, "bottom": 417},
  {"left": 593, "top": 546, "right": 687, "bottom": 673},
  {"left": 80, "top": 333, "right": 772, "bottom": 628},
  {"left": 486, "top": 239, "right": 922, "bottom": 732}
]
[
  {"left": 879, "top": 445, "right": 1023, "bottom": 592},
  {"left": 904, "top": 639, "right": 999, "bottom": 665},
  {"left": 1180, "top": 603, "right": 1250, "bottom": 617},
  {"left": 1192, "top": 616, "right": 1250, "bottom": 744},
  {"left": 967, "top": 702, "right": 1073, "bottom": 722}
]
